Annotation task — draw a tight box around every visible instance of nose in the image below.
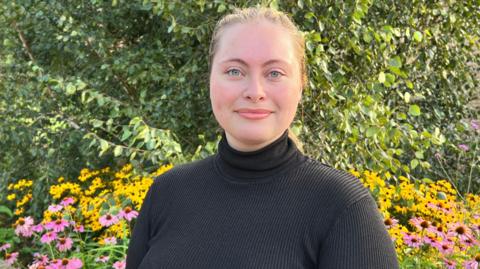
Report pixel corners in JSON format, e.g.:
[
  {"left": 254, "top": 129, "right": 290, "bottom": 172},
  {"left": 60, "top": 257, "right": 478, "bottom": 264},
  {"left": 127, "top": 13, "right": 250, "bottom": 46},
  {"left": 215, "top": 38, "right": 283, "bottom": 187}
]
[{"left": 243, "top": 75, "right": 266, "bottom": 103}]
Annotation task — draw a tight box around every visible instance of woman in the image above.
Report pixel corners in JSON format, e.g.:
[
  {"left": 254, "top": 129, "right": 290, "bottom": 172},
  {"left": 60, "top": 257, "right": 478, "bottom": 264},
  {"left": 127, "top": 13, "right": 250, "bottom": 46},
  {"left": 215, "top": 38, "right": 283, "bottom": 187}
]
[{"left": 126, "top": 7, "right": 398, "bottom": 269}]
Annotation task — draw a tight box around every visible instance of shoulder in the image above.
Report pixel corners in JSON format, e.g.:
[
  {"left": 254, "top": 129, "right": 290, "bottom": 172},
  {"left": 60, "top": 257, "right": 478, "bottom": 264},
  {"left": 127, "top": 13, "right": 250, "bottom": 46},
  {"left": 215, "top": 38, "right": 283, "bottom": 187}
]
[
  {"left": 149, "top": 155, "right": 216, "bottom": 189},
  {"left": 296, "top": 157, "right": 371, "bottom": 208}
]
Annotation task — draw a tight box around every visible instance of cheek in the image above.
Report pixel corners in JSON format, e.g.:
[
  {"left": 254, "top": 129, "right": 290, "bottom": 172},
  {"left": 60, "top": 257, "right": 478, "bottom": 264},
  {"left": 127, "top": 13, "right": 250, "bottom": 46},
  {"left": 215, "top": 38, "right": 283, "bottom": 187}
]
[{"left": 210, "top": 79, "right": 236, "bottom": 114}]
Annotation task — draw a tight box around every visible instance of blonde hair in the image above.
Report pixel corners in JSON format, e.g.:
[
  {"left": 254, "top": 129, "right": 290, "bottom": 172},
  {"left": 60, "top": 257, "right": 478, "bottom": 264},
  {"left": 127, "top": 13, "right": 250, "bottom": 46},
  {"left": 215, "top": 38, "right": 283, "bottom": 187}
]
[
  {"left": 209, "top": 7, "right": 306, "bottom": 152},
  {"left": 208, "top": 7, "right": 307, "bottom": 87}
]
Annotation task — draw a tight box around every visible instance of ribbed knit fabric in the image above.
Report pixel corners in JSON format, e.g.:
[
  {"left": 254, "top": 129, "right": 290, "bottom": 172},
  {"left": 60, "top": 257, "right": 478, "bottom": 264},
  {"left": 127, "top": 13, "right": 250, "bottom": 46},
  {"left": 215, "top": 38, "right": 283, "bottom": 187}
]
[{"left": 126, "top": 131, "right": 399, "bottom": 269}]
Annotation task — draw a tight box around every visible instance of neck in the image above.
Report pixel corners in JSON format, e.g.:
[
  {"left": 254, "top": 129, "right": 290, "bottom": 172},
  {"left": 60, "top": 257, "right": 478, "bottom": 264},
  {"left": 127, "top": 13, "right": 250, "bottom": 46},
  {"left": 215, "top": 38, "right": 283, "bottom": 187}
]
[
  {"left": 224, "top": 132, "right": 286, "bottom": 152},
  {"left": 215, "top": 130, "right": 307, "bottom": 183}
]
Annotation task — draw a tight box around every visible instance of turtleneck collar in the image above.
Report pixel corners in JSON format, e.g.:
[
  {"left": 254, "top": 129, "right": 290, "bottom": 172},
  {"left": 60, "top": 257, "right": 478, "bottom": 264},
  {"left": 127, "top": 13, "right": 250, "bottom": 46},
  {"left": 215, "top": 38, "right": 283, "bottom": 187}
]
[{"left": 214, "top": 130, "right": 307, "bottom": 183}]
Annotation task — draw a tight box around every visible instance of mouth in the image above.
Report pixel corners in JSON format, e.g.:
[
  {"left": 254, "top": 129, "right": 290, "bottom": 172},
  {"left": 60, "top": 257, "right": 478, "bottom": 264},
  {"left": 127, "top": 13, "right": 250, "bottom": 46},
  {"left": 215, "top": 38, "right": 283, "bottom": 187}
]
[{"left": 235, "top": 108, "right": 273, "bottom": 120}]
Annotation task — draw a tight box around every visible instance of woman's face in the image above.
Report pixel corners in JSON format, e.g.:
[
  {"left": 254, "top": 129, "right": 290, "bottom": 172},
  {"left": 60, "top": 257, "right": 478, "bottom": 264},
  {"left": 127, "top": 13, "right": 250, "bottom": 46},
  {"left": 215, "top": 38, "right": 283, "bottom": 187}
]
[{"left": 209, "top": 20, "right": 303, "bottom": 151}]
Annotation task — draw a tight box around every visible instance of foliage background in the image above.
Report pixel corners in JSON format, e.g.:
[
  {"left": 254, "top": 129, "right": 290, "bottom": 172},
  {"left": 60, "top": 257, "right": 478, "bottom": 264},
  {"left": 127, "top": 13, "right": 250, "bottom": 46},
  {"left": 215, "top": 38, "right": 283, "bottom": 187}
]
[{"left": 0, "top": 0, "right": 479, "bottom": 220}]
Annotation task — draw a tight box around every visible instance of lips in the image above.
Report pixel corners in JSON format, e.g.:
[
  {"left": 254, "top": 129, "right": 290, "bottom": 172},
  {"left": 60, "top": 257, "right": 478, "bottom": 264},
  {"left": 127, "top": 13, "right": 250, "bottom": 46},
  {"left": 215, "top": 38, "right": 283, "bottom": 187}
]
[{"left": 235, "top": 108, "right": 273, "bottom": 120}]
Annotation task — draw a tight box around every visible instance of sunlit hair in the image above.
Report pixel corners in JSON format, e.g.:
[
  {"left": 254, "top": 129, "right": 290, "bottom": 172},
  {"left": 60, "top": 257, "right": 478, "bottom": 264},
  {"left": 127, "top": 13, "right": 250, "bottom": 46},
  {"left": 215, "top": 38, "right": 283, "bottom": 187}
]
[{"left": 208, "top": 7, "right": 307, "bottom": 87}]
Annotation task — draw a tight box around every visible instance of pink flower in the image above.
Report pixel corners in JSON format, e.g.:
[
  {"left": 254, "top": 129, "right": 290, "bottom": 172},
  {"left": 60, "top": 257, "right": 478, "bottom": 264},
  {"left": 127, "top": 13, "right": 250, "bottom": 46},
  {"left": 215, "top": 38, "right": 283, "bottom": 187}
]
[
  {"left": 443, "top": 258, "right": 456, "bottom": 269},
  {"left": 464, "top": 258, "right": 479, "bottom": 269},
  {"left": 383, "top": 217, "right": 399, "bottom": 229},
  {"left": 32, "top": 224, "right": 44, "bottom": 233},
  {"left": 73, "top": 224, "right": 84, "bottom": 233},
  {"left": 0, "top": 243, "right": 10, "bottom": 251},
  {"left": 45, "top": 219, "right": 69, "bottom": 232},
  {"left": 458, "top": 144, "right": 469, "bottom": 151},
  {"left": 423, "top": 234, "right": 439, "bottom": 245},
  {"left": 113, "top": 260, "right": 126, "bottom": 269},
  {"left": 460, "top": 236, "right": 478, "bottom": 248},
  {"left": 41, "top": 231, "right": 58, "bottom": 244},
  {"left": 402, "top": 232, "right": 423, "bottom": 248},
  {"left": 4, "top": 252, "right": 18, "bottom": 265},
  {"left": 15, "top": 216, "right": 34, "bottom": 237},
  {"left": 119, "top": 206, "right": 138, "bottom": 221},
  {"left": 31, "top": 253, "right": 50, "bottom": 267},
  {"left": 56, "top": 237, "right": 73, "bottom": 252},
  {"left": 471, "top": 119, "right": 479, "bottom": 131},
  {"left": 432, "top": 240, "right": 455, "bottom": 255},
  {"left": 29, "top": 256, "right": 50, "bottom": 269},
  {"left": 427, "top": 223, "right": 447, "bottom": 238},
  {"left": 473, "top": 224, "right": 480, "bottom": 236},
  {"left": 48, "top": 204, "right": 63, "bottom": 213},
  {"left": 448, "top": 222, "right": 474, "bottom": 241},
  {"left": 104, "top": 236, "right": 117, "bottom": 245},
  {"left": 60, "top": 197, "right": 75, "bottom": 207},
  {"left": 99, "top": 213, "right": 119, "bottom": 227},
  {"left": 409, "top": 217, "right": 430, "bottom": 231},
  {"left": 94, "top": 255, "right": 110, "bottom": 263},
  {"left": 48, "top": 258, "right": 83, "bottom": 269}
]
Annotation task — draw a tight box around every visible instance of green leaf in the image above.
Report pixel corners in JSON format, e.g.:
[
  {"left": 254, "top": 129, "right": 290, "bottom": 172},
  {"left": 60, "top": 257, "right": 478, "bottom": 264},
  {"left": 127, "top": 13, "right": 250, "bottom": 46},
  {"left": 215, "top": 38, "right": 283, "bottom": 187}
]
[
  {"left": 121, "top": 129, "right": 132, "bottom": 141},
  {"left": 366, "top": 127, "right": 379, "bottom": 137},
  {"left": 422, "top": 178, "right": 434, "bottom": 184},
  {"left": 100, "top": 139, "right": 109, "bottom": 152},
  {"left": 385, "top": 73, "right": 396, "bottom": 83},
  {"left": 113, "top": 146, "right": 123, "bottom": 157},
  {"left": 0, "top": 206, "right": 13, "bottom": 218},
  {"left": 388, "top": 56, "right": 402, "bottom": 68},
  {"left": 404, "top": 92, "right": 411, "bottom": 103},
  {"left": 413, "top": 31, "right": 423, "bottom": 42},
  {"left": 76, "top": 80, "right": 87, "bottom": 90},
  {"left": 406, "top": 80, "right": 414, "bottom": 89},
  {"left": 408, "top": 105, "right": 421, "bottom": 116},
  {"left": 92, "top": 119, "right": 103, "bottom": 128},
  {"left": 217, "top": 4, "right": 226, "bottom": 13},
  {"left": 378, "top": 72, "right": 385, "bottom": 83},
  {"left": 410, "top": 159, "right": 419, "bottom": 169},
  {"left": 437, "top": 192, "right": 447, "bottom": 200},
  {"left": 66, "top": 84, "right": 76, "bottom": 95}
]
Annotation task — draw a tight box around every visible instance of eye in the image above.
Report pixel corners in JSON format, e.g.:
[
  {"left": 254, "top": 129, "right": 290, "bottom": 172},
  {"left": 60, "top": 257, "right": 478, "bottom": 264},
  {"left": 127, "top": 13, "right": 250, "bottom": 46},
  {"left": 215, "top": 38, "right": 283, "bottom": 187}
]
[
  {"left": 268, "top": 70, "right": 283, "bottom": 78},
  {"left": 226, "top": 69, "right": 242, "bottom": 77}
]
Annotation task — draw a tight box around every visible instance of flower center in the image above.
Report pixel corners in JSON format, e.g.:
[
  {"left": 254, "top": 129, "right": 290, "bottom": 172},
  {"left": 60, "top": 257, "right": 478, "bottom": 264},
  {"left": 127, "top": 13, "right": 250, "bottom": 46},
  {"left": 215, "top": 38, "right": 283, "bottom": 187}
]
[
  {"left": 455, "top": 226, "right": 465, "bottom": 235},
  {"left": 62, "top": 259, "right": 69, "bottom": 265}
]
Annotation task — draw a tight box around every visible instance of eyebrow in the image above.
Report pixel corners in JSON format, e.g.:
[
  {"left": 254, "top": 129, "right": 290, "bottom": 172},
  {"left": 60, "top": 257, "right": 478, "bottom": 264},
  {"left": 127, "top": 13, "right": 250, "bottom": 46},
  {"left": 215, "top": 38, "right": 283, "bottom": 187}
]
[{"left": 220, "top": 58, "right": 290, "bottom": 67}]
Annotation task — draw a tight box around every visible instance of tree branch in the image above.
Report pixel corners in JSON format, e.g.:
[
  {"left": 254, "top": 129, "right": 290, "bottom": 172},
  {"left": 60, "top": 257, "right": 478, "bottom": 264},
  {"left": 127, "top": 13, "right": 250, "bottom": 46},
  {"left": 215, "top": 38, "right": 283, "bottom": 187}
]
[{"left": 12, "top": 21, "right": 35, "bottom": 62}]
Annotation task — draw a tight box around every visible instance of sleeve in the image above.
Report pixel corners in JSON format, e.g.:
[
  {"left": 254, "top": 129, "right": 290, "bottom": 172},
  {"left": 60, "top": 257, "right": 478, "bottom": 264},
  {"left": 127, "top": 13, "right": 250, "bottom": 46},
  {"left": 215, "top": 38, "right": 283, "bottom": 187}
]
[
  {"left": 126, "top": 184, "right": 155, "bottom": 269},
  {"left": 316, "top": 195, "right": 399, "bottom": 269}
]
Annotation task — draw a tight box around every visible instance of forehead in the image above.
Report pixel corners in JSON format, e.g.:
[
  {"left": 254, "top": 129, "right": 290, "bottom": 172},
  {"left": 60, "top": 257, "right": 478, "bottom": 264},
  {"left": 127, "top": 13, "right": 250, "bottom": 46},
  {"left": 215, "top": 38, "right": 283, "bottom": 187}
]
[{"left": 214, "top": 20, "right": 297, "bottom": 66}]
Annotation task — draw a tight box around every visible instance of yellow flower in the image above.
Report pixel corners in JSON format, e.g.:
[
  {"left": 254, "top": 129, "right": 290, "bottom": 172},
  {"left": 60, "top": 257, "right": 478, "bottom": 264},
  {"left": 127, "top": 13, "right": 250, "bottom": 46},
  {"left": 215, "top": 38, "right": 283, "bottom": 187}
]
[
  {"left": 7, "top": 193, "right": 16, "bottom": 201},
  {"left": 16, "top": 193, "right": 32, "bottom": 208},
  {"left": 14, "top": 208, "right": 24, "bottom": 215}
]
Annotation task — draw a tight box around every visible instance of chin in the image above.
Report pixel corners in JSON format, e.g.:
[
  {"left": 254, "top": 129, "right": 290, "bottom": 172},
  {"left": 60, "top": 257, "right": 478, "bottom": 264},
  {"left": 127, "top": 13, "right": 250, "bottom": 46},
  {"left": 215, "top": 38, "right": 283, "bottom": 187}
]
[{"left": 229, "top": 128, "right": 278, "bottom": 147}]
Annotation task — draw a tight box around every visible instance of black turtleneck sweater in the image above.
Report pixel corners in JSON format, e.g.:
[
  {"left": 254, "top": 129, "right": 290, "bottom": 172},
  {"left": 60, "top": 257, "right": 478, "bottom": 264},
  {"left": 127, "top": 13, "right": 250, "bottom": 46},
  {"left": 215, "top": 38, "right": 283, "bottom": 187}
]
[{"left": 126, "top": 131, "right": 399, "bottom": 268}]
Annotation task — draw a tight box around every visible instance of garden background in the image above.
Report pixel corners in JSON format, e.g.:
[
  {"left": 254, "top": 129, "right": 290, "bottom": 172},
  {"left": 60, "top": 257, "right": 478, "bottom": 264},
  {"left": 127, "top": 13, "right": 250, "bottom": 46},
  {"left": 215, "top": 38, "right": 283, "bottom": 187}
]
[{"left": 0, "top": 0, "right": 479, "bottom": 268}]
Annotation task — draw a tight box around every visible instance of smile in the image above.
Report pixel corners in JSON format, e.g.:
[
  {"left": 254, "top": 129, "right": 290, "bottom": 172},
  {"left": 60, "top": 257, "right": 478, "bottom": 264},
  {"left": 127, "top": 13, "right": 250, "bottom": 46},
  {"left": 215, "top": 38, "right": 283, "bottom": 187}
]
[{"left": 235, "top": 109, "right": 272, "bottom": 120}]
